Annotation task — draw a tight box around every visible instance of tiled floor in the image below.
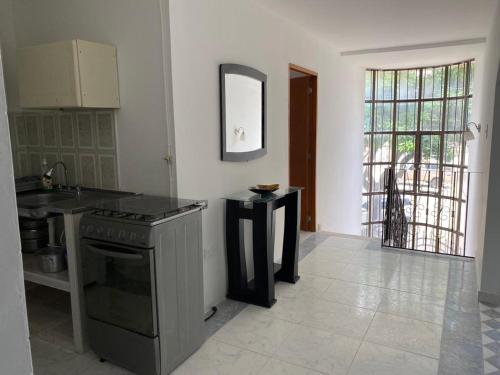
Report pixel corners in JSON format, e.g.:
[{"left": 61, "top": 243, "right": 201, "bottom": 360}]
[
  {"left": 25, "top": 283, "right": 135, "bottom": 375},
  {"left": 480, "top": 302, "right": 500, "bottom": 374},
  {"left": 179, "top": 233, "right": 483, "bottom": 375},
  {"left": 27, "top": 232, "right": 483, "bottom": 375}
]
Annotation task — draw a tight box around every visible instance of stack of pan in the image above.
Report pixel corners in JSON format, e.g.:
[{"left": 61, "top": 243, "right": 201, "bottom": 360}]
[{"left": 19, "top": 218, "right": 49, "bottom": 253}]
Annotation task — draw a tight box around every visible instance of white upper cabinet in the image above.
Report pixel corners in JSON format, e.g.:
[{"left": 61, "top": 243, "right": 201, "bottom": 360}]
[{"left": 18, "top": 40, "right": 120, "bottom": 108}]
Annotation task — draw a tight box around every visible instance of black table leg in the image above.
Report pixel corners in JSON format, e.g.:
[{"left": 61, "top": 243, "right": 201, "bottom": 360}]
[
  {"left": 225, "top": 200, "right": 247, "bottom": 298},
  {"left": 276, "top": 190, "right": 301, "bottom": 283},
  {"left": 252, "top": 201, "right": 276, "bottom": 307}
]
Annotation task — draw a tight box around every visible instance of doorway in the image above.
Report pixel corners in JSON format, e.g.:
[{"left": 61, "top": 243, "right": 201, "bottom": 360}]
[{"left": 289, "top": 64, "right": 317, "bottom": 232}]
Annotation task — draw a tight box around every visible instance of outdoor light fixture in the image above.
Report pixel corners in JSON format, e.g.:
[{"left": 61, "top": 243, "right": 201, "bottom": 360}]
[{"left": 464, "top": 121, "right": 481, "bottom": 142}]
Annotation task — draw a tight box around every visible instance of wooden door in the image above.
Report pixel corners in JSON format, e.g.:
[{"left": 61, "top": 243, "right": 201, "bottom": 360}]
[{"left": 289, "top": 74, "right": 316, "bottom": 231}]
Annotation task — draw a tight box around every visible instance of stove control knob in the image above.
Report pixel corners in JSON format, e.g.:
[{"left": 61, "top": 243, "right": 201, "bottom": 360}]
[
  {"left": 96, "top": 226, "right": 104, "bottom": 236},
  {"left": 86, "top": 225, "right": 94, "bottom": 234},
  {"left": 129, "top": 232, "right": 137, "bottom": 242},
  {"left": 118, "top": 230, "right": 126, "bottom": 240},
  {"left": 106, "top": 228, "right": 114, "bottom": 239}
]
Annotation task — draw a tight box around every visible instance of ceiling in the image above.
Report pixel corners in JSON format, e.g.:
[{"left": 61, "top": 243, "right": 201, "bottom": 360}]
[{"left": 253, "top": 0, "right": 498, "bottom": 52}]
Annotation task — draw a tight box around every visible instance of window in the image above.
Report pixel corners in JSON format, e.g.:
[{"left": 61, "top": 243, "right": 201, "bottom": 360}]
[{"left": 362, "top": 61, "right": 473, "bottom": 255}]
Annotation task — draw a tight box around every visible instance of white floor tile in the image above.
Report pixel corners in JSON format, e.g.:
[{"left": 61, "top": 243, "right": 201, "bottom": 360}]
[
  {"left": 258, "top": 358, "right": 323, "bottom": 375},
  {"left": 365, "top": 312, "right": 442, "bottom": 359},
  {"left": 300, "top": 231, "right": 314, "bottom": 243},
  {"left": 30, "top": 338, "right": 77, "bottom": 374},
  {"left": 376, "top": 290, "right": 445, "bottom": 325},
  {"left": 319, "top": 236, "right": 369, "bottom": 251},
  {"left": 275, "top": 274, "right": 333, "bottom": 299},
  {"left": 299, "top": 256, "right": 348, "bottom": 279},
  {"left": 35, "top": 317, "right": 74, "bottom": 352},
  {"left": 250, "top": 294, "right": 375, "bottom": 339},
  {"left": 274, "top": 323, "right": 360, "bottom": 375},
  {"left": 172, "top": 340, "right": 269, "bottom": 375},
  {"left": 336, "top": 263, "right": 396, "bottom": 288},
  {"left": 79, "top": 359, "right": 136, "bottom": 375},
  {"left": 27, "top": 303, "right": 70, "bottom": 336},
  {"left": 299, "top": 298, "right": 375, "bottom": 339},
  {"left": 320, "top": 279, "right": 386, "bottom": 310},
  {"left": 312, "top": 246, "right": 400, "bottom": 270},
  {"left": 348, "top": 341, "right": 438, "bottom": 375},
  {"left": 385, "top": 271, "right": 448, "bottom": 300},
  {"left": 213, "top": 308, "right": 295, "bottom": 355},
  {"left": 40, "top": 351, "right": 101, "bottom": 375}
]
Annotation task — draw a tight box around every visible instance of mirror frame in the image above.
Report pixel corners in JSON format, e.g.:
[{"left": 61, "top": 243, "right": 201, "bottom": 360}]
[{"left": 220, "top": 63, "right": 267, "bottom": 162}]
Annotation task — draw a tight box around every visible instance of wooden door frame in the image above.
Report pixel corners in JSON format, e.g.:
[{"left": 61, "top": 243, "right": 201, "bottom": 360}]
[{"left": 288, "top": 63, "right": 318, "bottom": 232}]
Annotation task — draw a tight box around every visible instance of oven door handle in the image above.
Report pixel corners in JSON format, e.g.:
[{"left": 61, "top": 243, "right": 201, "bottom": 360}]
[{"left": 86, "top": 244, "right": 144, "bottom": 260}]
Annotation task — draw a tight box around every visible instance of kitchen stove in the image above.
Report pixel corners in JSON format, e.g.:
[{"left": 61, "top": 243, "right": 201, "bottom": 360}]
[
  {"left": 88, "top": 195, "right": 206, "bottom": 224},
  {"left": 80, "top": 194, "right": 207, "bottom": 375},
  {"left": 81, "top": 195, "right": 206, "bottom": 249}
]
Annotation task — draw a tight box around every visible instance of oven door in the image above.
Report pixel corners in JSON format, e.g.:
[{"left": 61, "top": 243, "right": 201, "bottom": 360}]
[{"left": 82, "top": 239, "right": 157, "bottom": 338}]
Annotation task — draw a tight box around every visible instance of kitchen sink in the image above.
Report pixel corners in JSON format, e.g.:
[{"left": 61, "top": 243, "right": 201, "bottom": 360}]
[
  {"left": 17, "top": 190, "right": 76, "bottom": 207},
  {"left": 17, "top": 187, "right": 137, "bottom": 218}
]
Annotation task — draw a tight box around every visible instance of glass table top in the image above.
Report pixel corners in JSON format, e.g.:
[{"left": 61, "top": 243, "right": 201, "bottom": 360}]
[{"left": 222, "top": 187, "right": 303, "bottom": 203}]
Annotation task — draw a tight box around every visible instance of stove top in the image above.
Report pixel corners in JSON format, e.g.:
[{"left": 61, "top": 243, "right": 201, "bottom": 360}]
[{"left": 88, "top": 195, "right": 207, "bottom": 224}]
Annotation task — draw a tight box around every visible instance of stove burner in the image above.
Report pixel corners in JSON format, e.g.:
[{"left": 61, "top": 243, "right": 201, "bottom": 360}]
[
  {"left": 87, "top": 195, "right": 207, "bottom": 225},
  {"left": 91, "top": 209, "right": 173, "bottom": 223}
]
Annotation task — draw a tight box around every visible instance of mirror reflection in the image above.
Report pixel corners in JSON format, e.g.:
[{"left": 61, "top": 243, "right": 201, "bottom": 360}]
[{"left": 225, "top": 73, "right": 263, "bottom": 153}]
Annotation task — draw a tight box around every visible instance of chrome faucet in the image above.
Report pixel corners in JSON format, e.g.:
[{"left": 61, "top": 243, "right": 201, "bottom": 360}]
[
  {"left": 44, "top": 161, "right": 69, "bottom": 187},
  {"left": 74, "top": 184, "right": 82, "bottom": 197}
]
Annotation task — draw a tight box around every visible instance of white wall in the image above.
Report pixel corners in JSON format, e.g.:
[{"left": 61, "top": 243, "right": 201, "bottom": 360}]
[
  {"left": 169, "top": 0, "right": 363, "bottom": 308},
  {"left": 0, "top": 45, "right": 33, "bottom": 375},
  {"left": 0, "top": 0, "right": 18, "bottom": 109},
  {"left": 4, "top": 0, "right": 175, "bottom": 195},
  {"left": 475, "top": 2, "right": 500, "bottom": 300},
  {"left": 168, "top": 0, "right": 491, "bottom": 310}
]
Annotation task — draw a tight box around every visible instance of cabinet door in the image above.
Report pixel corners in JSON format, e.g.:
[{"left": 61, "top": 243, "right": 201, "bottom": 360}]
[
  {"left": 18, "top": 41, "right": 81, "bottom": 108},
  {"left": 77, "top": 40, "right": 120, "bottom": 108}
]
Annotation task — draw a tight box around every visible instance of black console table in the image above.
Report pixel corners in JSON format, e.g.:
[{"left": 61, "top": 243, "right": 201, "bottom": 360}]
[{"left": 223, "top": 187, "right": 302, "bottom": 308}]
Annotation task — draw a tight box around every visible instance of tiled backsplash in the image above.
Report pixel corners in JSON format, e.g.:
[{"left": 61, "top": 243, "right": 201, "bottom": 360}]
[{"left": 8, "top": 111, "right": 119, "bottom": 190}]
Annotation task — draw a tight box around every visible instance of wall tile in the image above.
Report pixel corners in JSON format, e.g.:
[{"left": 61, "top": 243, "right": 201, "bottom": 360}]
[
  {"left": 9, "top": 110, "right": 117, "bottom": 190},
  {"left": 8, "top": 114, "right": 18, "bottom": 177},
  {"left": 60, "top": 114, "right": 75, "bottom": 148},
  {"left": 42, "top": 114, "right": 58, "bottom": 148},
  {"left": 79, "top": 154, "right": 97, "bottom": 188},
  {"left": 98, "top": 155, "right": 117, "bottom": 189},
  {"left": 15, "top": 115, "right": 27, "bottom": 147},
  {"left": 8, "top": 113, "right": 16, "bottom": 148},
  {"left": 17, "top": 151, "right": 30, "bottom": 177},
  {"left": 77, "top": 112, "right": 95, "bottom": 149},
  {"left": 61, "top": 153, "right": 78, "bottom": 186},
  {"left": 96, "top": 112, "right": 115, "bottom": 149},
  {"left": 25, "top": 115, "right": 40, "bottom": 146},
  {"left": 29, "top": 152, "right": 42, "bottom": 176}
]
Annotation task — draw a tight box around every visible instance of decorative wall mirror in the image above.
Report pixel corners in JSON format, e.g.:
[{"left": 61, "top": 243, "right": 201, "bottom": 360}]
[{"left": 220, "top": 64, "right": 267, "bottom": 161}]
